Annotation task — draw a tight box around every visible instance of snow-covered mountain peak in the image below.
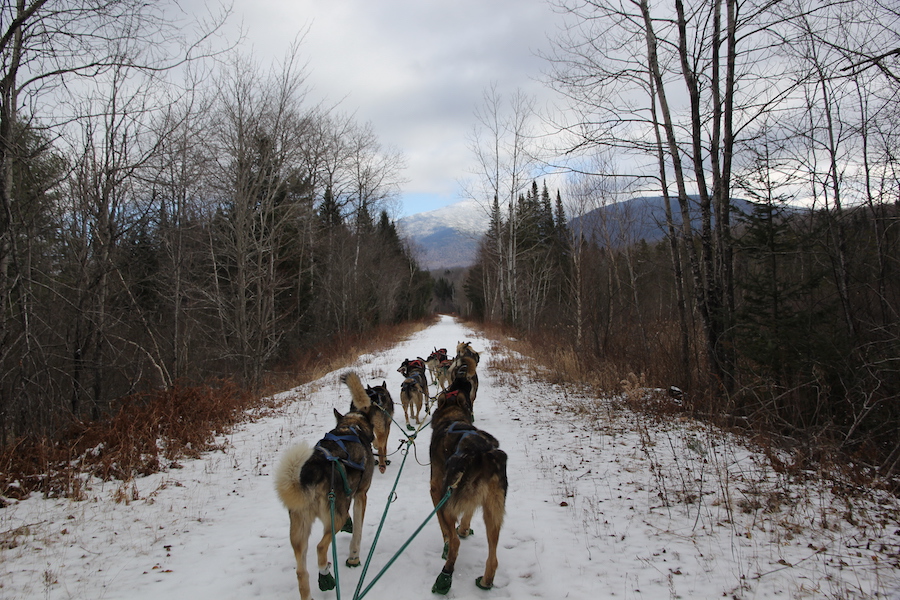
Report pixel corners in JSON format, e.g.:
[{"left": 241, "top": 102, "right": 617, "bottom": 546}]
[{"left": 398, "top": 198, "right": 490, "bottom": 238}]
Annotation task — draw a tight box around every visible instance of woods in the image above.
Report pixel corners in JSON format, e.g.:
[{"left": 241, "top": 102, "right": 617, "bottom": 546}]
[
  {"left": 2, "top": 0, "right": 899, "bottom": 490},
  {"left": 463, "top": 0, "right": 900, "bottom": 476},
  {"left": 0, "top": 2, "right": 430, "bottom": 445}
]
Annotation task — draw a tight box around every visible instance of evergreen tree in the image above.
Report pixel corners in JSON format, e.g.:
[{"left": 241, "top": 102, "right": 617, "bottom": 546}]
[
  {"left": 319, "top": 186, "right": 342, "bottom": 229},
  {"left": 539, "top": 181, "right": 555, "bottom": 243}
]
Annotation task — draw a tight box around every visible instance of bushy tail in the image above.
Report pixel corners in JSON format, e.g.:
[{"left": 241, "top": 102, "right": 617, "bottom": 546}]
[
  {"left": 341, "top": 371, "right": 372, "bottom": 412},
  {"left": 274, "top": 442, "right": 315, "bottom": 510}
]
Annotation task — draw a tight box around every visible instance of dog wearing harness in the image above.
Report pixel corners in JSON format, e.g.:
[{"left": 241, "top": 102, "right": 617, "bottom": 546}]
[
  {"left": 398, "top": 356, "right": 432, "bottom": 416},
  {"left": 448, "top": 345, "right": 479, "bottom": 403},
  {"left": 399, "top": 376, "right": 425, "bottom": 430},
  {"left": 348, "top": 376, "right": 394, "bottom": 473},
  {"left": 425, "top": 347, "right": 450, "bottom": 388},
  {"left": 274, "top": 371, "right": 377, "bottom": 600},
  {"left": 428, "top": 370, "right": 507, "bottom": 594}
]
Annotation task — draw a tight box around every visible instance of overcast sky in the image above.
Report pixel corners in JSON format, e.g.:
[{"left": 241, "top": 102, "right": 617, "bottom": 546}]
[{"left": 200, "top": 0, "right": 566, "bottom": 217}]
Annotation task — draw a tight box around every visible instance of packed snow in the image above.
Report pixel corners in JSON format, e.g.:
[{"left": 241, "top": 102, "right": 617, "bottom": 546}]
[{"left": 2, "top": 315, "right": 899, "bottom": 599}]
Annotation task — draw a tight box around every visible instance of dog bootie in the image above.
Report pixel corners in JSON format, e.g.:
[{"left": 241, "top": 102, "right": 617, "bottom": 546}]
[
  {"left": 341, "top": 516, "right": 353, "bottom": 533},
  {"left": 407, "top": 423, "right": 415, "bottom": 431},
  {"left": 432, "top": 569, "right": 453, "bottom": 595},
  {"left": 318, "top": 571, "right": 336, "bottom": 591},
  {"left": 346, "top": 556, "right": 360, "bottom": 567},
  {"left": 475, "top": 576, "right": 493, "bottom": 590}
]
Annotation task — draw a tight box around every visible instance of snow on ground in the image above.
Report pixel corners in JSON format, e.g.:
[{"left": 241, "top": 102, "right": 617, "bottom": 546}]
[{"left": 2, "top": 315, "right": 899, "bottom": 599}]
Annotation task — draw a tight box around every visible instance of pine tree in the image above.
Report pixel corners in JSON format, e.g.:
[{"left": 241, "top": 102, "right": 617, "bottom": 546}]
[{"left": 319, "top": 186, "right": 342, "bottom": 229}]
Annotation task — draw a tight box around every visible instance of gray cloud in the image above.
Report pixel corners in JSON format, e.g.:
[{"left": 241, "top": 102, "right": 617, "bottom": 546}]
[{"left": 224, "top": 0, "right": 563, "bottom": 216}]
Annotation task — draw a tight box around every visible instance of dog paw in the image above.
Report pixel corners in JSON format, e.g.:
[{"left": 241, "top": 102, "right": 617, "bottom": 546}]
[
  {"left": 457, "top": 527, "right": 474, "bottom": 538},
  {"left": 345, "top": 557, "right": 360, "bottom": 568},
  {"left": 432, "top": 570, "right": 453, "bottom": 595},
  {"left": 379, "top": 464, "right": 386, "bottom": 474},
  {"left": 318, "top": 571, "right": 336, "bottom": 591},
  {"left": 475, "top": 576, "right": 493, "bottom": 590}
]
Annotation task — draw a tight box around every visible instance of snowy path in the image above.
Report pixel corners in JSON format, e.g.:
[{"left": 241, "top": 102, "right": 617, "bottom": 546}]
[{"left": 2, "top": 315, "right": 899, "bottom": 599}]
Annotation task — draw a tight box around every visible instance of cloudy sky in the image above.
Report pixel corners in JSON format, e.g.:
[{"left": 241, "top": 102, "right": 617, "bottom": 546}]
[{"left": 202, "top": 0, "right": 566, "bottom": 217}]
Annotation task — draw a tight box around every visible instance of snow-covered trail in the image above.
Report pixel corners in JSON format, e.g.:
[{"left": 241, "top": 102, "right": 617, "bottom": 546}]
[{"left": 2, "top": 315, "right": 899, "bottom": 599}]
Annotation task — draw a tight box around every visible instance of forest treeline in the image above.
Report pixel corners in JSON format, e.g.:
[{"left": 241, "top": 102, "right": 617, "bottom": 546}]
[
  {"left": 4, "top": 0, "right": 900, "bottom": 486},
  {"left": 462, "top": 0, "right": 900, "bottom": 478},
  {"left": 0, "top": 3, "right": 431, "bottom": 446}
]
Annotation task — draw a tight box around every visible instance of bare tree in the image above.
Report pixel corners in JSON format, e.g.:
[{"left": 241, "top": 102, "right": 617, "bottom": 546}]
[
  {"left": 465, "top": 84, "right": 541, "bottom": 325},
  {"left": 0, "top": 1, "right": 228, "bottom": 435},
  {"left": 202, "top": 48, "right": 317, "bottom": 388},
  {"left": 546, "top": 0, "right": 810, "bottom": 394}
]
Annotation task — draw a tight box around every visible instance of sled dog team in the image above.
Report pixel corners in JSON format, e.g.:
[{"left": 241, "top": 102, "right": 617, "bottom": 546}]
[{"left": 275, "top": 341, "right": 507, "bottom": 600}]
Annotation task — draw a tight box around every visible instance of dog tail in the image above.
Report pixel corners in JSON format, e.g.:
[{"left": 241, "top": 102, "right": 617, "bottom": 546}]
[
  {"left": 274, "top": 442, "right": 315, "bottom": 510},
  {"left": 341, "top": 371, "right": 372, "bottom": 413}
]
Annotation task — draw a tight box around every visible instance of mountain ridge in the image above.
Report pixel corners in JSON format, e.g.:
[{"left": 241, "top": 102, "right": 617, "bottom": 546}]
[
  {"left": 399, "top": 195, "right": 764, "bottom": 271},
  {"left": 398, "top": 199, "right": 489, "bottom": 270}
]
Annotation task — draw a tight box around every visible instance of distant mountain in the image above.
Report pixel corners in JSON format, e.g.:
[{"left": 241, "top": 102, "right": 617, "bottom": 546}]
[
  {"left": 569, "top": 195, "right": 757, "bottom": 246},
  {"left": 398, "top": 199, "right": 489, "bottom": 270},
  {"left": 400, "top": 195, "right": 763, "bottom": 271}
]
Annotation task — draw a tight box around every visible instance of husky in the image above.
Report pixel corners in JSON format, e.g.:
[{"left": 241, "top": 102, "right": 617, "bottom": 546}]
[
  {"left": 455, "top": 340, "right": 480, "bottom": 365},
  {"left": 448, "top": 354, "right": 479, "bottom": 404},
  {"left": 351, "top": 378, "right": 394, "bottom": 473},
  {"left": 425, "top": 347, "right": 448, "bottom": 384},
  {"left": 399, "top": 376, "right": 425, "bottom": 430},
  {"left": 398, "top": 357, "right": 430, "bottom": 412},
  {"left": 425, "top": 348, "right": 453, "bottom": 391},
  {"left": 274, "top": 372, "right": 376, "bottom": 600},
  {"left": 428, "top": 371, "right": 507, "bottom": 594}
]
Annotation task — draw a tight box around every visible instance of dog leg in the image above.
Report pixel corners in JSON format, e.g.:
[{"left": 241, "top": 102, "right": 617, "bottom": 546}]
[
  {"left": 289, "top": 509, "right": 314, "bottom": 600},
  {"left": 476, "top": 496, "right": 504, "bottom": 590},
  {"left": 346, "top": 492, "right": 367, "bottom": 567},
  {"left": 377, "top": 433, "right": 388, "bottom": 473},
  {"left": 316, "top": 526, "right": 336, "bottom": 592},
  {"left": 430, "top": 483, "right": 452, "bottom": 558},
  {"left": 414, "top": 392, "right": 423, "bottom": 423},
  {"left": 432, "top": 508, "right": 460, "bottom": 594}
]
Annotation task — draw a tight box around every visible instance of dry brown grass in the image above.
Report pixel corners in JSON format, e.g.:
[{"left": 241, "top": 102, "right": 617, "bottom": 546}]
[{"left": 0, "top": 318, "right": 436, "bottom": 502}]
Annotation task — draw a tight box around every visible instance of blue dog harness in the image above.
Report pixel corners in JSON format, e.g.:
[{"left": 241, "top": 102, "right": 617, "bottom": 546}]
[
  {"left": 316, "top": 429, "right": 366, "bottom": 472},
  {"left": 446, "top": 421, "right": 480, "bottom": 456}
]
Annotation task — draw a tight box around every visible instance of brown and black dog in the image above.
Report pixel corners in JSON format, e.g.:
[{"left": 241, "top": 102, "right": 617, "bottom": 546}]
[
  {"left": 274, "top": 371, "right": 376, "bottom": 600},
  {"left": 428, "top": 368, "right": 507, "bottom": 594},
  {"left": 398, "top": 357, "right": 431, "bottom": 414},
  {"left": 399, "top": 376, "right": 425, "bottom": 430},
  {"left": 448, "top": 354, "right": 479, "bottom": 405},
  {"left": 425, "top": 347, "right": 451, "bottom": 389},
  {"left": 349, "top": 377, "right": 394, "bottom": 473}
]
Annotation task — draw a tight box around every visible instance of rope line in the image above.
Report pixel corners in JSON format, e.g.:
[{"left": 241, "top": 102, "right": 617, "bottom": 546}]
[
  {"left": 353, "top": 486, "right": 454, "bottom": 600},
  {"left": 328, "top": 489, "right": 342, "bottom": 600},
  {"left": 352, "top": 441, "right": 412, "bottom": 599}
]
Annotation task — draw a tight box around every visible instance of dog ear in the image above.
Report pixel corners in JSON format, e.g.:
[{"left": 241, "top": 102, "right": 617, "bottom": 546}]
[{"left": 334, "top": 408, "right": 343, "bottom": 422}]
